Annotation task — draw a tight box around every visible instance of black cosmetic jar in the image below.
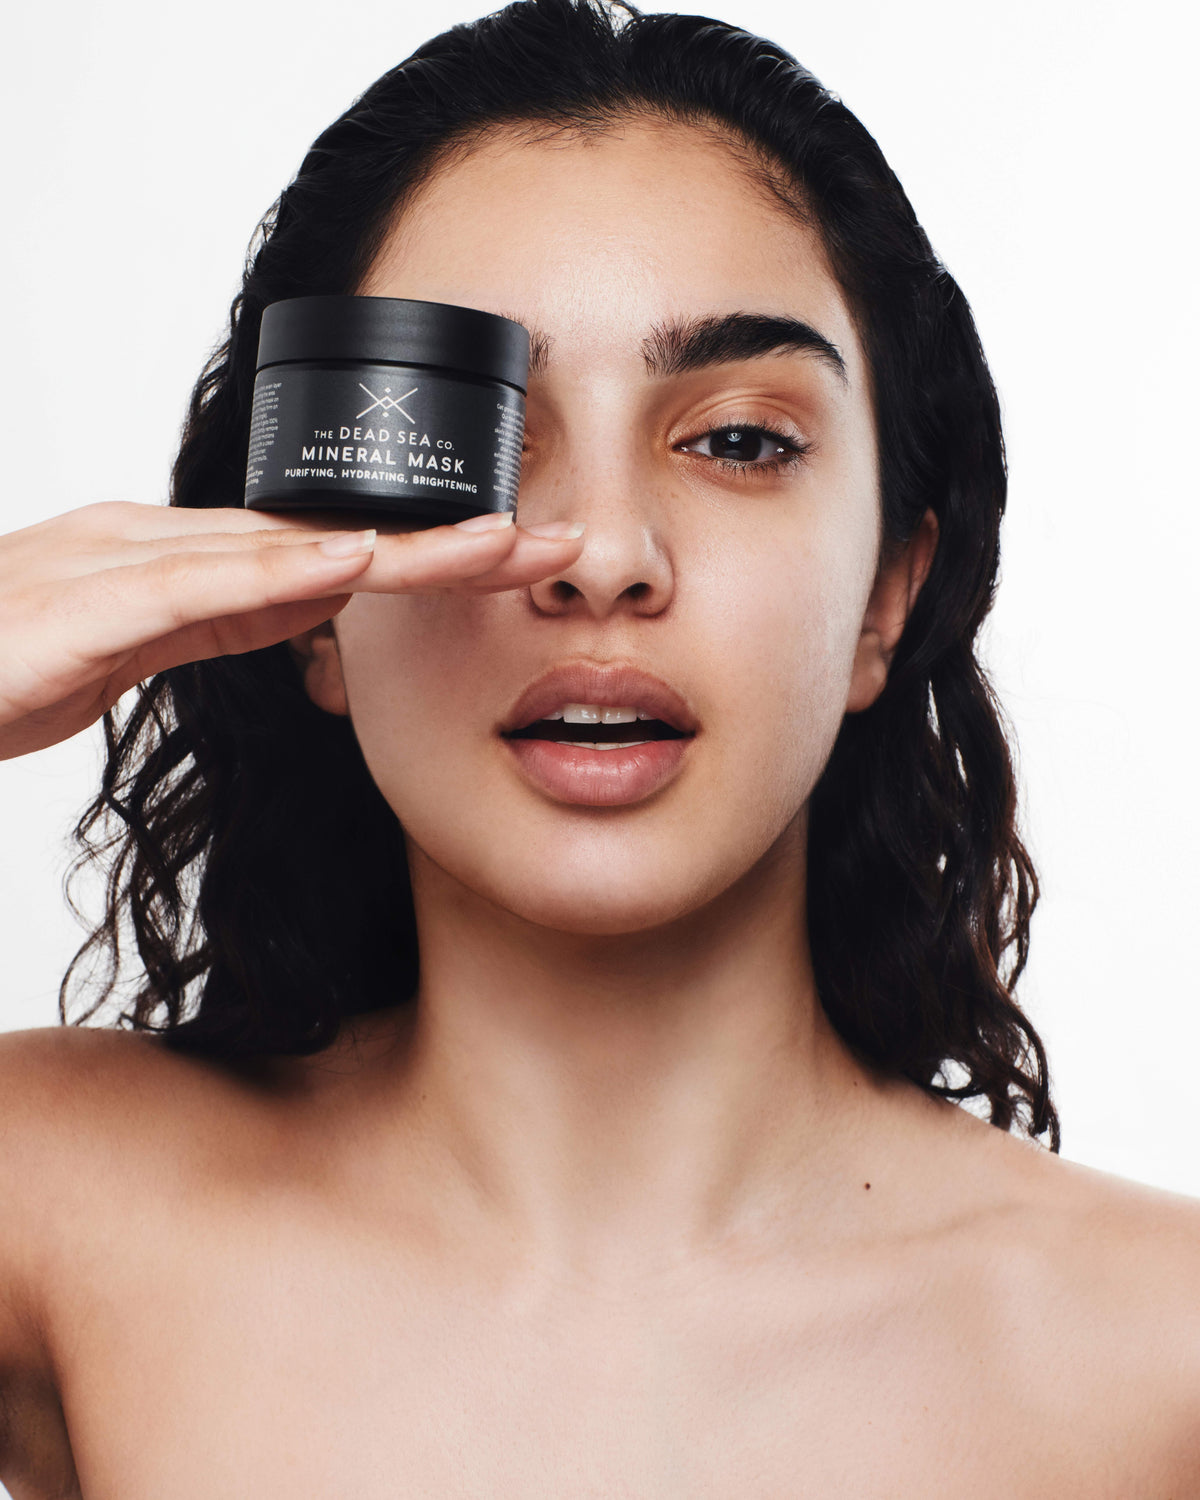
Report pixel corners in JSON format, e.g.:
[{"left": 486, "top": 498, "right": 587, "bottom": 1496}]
[{"left": 243, "top": 295, "right": 529, "bottom": 524}]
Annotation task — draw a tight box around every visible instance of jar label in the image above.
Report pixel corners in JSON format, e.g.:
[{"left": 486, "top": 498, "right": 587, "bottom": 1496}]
[{"left": 244, "top": 363, "right": 525, "bottom": 517}]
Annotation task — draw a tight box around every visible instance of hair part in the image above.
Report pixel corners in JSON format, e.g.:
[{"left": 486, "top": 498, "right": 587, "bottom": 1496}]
[{"left": 60, "top": 0, "right": 1059, "bottom": 1150}]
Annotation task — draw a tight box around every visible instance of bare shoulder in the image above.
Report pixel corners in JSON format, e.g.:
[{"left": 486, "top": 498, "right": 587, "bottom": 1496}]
[
  {"left": 0, "top": 1025, "right": 234, "bottom": 1488},
  {"left": 936, "top": 1109, "right": 1200, "bottom": 1483},
  {"left": 0, "top": 1024, "right": 270, "bottom": 1273},
  {"left": 984, "top": 1121, "right": 1200, "bottom": 1314},
  {"left": 0, "top": 1021, "right": 243, "bottom": 1152},
  {"left": 0, "top": 1016, "right": 393, "bottom": 1244},
  {"left": 0, "top": 1023, "right": 170, "bottom": 1189}
]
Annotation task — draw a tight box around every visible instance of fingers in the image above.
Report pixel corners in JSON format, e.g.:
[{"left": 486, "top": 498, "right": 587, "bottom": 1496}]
[
  {"left": 2, "top": 508, "right": 586, "bottom": 703},
  {"left": 17, "top": 516, "right": 575, "bottom": 660},
  {"left": 42, "top": 532, "right": 381, "bottom": 662},
  {"left": 1, "top": 503, "right": 588, "bottom": 596},
  {"left": 341, "top": 518, "right": 588, "bottom": 595},
  {"left": 10, "top": 518, "right": 363, "bottom": 587},
  {"left": 97, "top": 519, "right": 591, "bottom": 684},
  {"left": 427, "top": 526, "right": 591, "bottom": 593},
  {"left": 0, "top": 503, "right": 590, "bottom": 757}
]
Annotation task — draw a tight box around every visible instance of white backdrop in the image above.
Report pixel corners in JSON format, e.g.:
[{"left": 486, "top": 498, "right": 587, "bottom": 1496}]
[{"left": 1, "top": 0, "right": 1195, "bottom": 1200}]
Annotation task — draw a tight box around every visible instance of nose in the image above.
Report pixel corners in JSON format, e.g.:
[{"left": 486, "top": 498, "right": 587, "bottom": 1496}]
[{"left": 522, "top": 432, "right": 676, "bottom": 622}]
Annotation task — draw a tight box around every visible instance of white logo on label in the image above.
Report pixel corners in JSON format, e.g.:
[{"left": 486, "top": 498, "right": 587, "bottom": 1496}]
[{"left": 356, "top": 382, "right": 418, "bottom": 421}]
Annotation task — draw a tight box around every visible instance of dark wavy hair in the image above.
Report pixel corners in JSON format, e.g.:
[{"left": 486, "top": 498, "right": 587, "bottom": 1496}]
[{"left": 60, "top": 0, "right": 1059, "bottom": 1148}]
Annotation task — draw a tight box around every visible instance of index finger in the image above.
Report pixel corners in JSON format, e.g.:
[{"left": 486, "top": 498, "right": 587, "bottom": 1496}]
[{"left": 340, "top": 520, "right": 587, "bottom": 594}]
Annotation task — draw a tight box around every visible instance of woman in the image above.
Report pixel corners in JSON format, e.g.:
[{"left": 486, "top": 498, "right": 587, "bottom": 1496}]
[{"left": 1, "top": 0, "right": 1196, "bottom": 1492}]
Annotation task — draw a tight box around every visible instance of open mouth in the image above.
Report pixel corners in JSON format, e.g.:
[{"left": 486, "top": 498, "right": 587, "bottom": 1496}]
[
  {"left": 504, "top": 719, "right": 691, "bottom": 745},
  {"left": 500, "top": 698, "right": 696, "bottom": 803},
  {"left": 499, "top": 671, "right": 697, "bottom": 802}
]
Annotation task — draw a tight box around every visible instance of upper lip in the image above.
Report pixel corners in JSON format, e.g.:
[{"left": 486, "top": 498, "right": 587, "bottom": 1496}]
[{"left": 499, "top": 661, "right": 700, "bottom": 735}]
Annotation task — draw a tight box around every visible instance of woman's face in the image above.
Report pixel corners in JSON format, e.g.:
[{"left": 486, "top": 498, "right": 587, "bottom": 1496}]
[{"left": 321, "top": 118, "right": 897, "bottom": 935}]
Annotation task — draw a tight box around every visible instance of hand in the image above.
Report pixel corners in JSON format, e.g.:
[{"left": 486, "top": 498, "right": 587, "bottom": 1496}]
[{"left": 0, "top": 501, "right": 584, "bottom": 760}]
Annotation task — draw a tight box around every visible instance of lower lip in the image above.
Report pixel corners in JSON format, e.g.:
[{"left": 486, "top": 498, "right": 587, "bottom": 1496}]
[{"left": 502, "top": 735, "right": 693, "bottom": 806}]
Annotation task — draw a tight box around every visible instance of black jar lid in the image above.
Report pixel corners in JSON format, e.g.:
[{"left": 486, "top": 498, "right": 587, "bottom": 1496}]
[{"left": 254, "top": 294, "right": 530, "bottom": 394}]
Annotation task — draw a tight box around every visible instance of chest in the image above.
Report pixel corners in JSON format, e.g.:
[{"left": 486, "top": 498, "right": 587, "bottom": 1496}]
[{"left": 48, "top": 1225, "right": 1139, "bottom": 1499}]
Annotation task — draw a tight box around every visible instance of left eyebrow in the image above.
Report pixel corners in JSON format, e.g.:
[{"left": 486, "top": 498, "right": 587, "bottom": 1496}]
[
  {"left": 641, "top": 312, "right": 847, "bottom": 384},
  {"left": 501, "top": 309, "right": 848, "bottom": 385}
]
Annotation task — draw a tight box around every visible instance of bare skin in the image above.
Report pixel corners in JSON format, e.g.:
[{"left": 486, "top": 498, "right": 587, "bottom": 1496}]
[{"left": 1, "top": 119, "right": 1198, "bottom": 1497}]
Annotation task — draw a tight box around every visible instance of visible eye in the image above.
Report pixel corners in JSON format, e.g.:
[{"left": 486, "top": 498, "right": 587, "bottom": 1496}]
[{"left": 677, "top": 422, "right": 812, "bottom": 480}]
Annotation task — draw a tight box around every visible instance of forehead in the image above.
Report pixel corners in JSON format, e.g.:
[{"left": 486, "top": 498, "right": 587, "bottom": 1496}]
[{"left": 361, "top": 117, "right": 864, "bottom": 385}]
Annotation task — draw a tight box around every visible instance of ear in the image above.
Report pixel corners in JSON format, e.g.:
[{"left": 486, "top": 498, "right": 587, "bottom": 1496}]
[
  {"left": 845, "top": 508, "right": 939, "bottom": 714},
  {"left": 289, "top": 620, "right": 350, "bottom": 717}
]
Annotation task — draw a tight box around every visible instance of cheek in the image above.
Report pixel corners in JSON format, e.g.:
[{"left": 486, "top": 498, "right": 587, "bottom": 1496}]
[
  {"left": 333, "top": 590, "right": 495, "bottom": 813},
  {"left": 698, "top": 519, "right": 871, "bottom": 809}
]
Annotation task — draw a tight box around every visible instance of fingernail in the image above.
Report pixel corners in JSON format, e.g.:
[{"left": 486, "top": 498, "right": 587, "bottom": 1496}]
[
  {"left": 524, "top": 521, "right": 587, "bottom": 540},
  {"left": 454, "top": 510, "right": 516, "bottom": 531},
  {"left": 318, "top": 529, "right": 376, "bottom": 557}
]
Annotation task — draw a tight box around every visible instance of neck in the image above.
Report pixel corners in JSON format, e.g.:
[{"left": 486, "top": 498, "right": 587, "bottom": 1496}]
[{"left": 359, "top": 816, "right": 881, "bottom": 1280}]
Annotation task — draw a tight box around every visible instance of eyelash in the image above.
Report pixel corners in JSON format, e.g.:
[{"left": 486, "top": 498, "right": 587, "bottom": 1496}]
[
  {"left": 520, "top": 420, "right": 812, "bottom": 480},
  {"left": 676, "top": 421, "right": 813, "bottom": 480}
]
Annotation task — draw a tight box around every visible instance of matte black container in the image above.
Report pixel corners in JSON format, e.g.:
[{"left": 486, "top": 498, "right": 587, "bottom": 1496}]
[{"left": 243, "top": 295, "right": 529, "bottom": 524}]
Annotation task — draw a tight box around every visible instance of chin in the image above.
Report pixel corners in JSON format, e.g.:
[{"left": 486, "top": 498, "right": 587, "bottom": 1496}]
[
  {"left": 501, "top": 885, "right": 700, "bottom": 937},
  {"left": 427, "top": 835, "right": 718, "bottom": 937}
]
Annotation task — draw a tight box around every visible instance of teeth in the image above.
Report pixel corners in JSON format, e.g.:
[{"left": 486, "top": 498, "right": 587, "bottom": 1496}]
[
  {"left": 572, "top": 741, "right": 652, "bottom": 750},
  {"left": 559, "top": 703, "right": 641, "bottom": 724}
]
